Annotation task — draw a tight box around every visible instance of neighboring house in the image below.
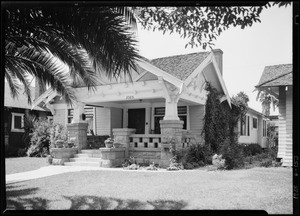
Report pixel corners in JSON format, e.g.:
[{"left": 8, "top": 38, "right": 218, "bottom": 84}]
[
  {"left": 255, "top": 64, "right": 293, "bottom": 166},
  {"left": 238, "top": 107, "right": 269, "bottom": 148},
  {"left": 33, "top": 49, "right": 230, "bottom": 145},
  {"left": 4, "top": 82, "right": 52, "bottom": 156}
]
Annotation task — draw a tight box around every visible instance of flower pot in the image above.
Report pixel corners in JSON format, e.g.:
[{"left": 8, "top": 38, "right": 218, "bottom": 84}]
[
  {"left": 105, "top": 142, "right": 113, "bottom": 148},
  {"left": 113, "top": 143, "right": 122, "bottom": 148}
]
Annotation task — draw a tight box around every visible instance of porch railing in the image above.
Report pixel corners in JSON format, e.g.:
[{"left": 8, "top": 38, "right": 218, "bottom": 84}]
[{"left": 129, "top": 134, "right": 162, "bottom": 149}]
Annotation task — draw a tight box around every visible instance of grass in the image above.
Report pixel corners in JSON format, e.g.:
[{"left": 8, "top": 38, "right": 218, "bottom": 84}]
[
  {"left": 5, "top": 157, "right": 48, "bottom": 175},
  {"left": 6, "top": 166, "right": 292, "bottom": 213}
]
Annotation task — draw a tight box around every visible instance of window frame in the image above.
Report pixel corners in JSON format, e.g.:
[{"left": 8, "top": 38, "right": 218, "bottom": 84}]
[
  {"left": 11, "top": 112, "right": 24, "bottom": 132},
  {"left": 252, "top": 116, "right": 258, "bottom": 129},
  {"left": 240, "top": 114, "right": 250, "bottom": 136}
]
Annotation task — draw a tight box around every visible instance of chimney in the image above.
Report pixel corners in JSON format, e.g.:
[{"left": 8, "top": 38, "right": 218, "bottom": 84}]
[
  {"left": 212, "top": 49, "right": 223, "bottom": 76},
  {"left": 34, "top": 78, "right": 46, "bottom": 99}
]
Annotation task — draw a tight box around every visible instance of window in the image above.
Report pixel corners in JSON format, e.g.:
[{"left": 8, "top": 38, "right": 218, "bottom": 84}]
[
  {"left": 153, "top": 106, "right": 187, "bottom": 134},
  {"left": 11, "top": 112, "right": 24, "bottom": 132},
  {"left": 240, "top": 115, "right": 250, "bottom": 136},
  {"left": 263, "top": 120, "right": 267, "bottom": 137},
  {"left": 252, "top": 117, "right": 258, "bottom": 129}
]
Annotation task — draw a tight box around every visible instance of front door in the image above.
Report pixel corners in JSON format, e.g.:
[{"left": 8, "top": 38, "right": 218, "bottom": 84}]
[{"left": 128, "top": 108, "right": 145, "bottom": 134}]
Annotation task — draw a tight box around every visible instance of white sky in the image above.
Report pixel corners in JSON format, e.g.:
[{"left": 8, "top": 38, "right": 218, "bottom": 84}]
[{"left": 136, "top": 5, "right": 293, "bottom": 115}]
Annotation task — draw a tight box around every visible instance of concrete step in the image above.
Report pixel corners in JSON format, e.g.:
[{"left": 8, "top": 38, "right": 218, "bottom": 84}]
[
  {"left": 64, "top": 161, "right": 100, "bottom": 167},
  {"left": 74, "top": 153, "right": 90, "bottom": 158},
  {"left": 81, "top": 149, "right": 101, "bottom": 154},
  {"left": 74, "top": 153, "right": 102, "bottom": 158},
  {"left": 69, "top": 157, "right": 104, "bottom": 162}
]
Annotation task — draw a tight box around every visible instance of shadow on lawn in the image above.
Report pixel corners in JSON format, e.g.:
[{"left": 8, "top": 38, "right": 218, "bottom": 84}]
[
  {"left": 64, "top": 195, "right": 187, "bottom": 210},
  {"left": 6, "top": 184, "right": 187, "bottom": 210},
  {"left": 6, "top": 183, "right": 49, "bottom": 210}
]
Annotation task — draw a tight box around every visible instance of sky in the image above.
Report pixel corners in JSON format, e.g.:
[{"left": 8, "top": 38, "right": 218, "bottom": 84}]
[{"left": 136, "top": 4, "right": 293, "bottom": 115}]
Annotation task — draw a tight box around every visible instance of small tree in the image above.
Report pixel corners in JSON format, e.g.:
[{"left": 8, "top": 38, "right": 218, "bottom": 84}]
[{"left": 27, "top": 119, "right": 52, "bottom": 157}]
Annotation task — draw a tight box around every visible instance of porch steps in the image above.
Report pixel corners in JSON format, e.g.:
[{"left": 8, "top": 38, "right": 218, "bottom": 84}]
[
  {"left": 63, "top": 149, "right": 112, "bottom": 168},
  {"left": 64, "top": 161, "right": 100, "bottom": 167}
]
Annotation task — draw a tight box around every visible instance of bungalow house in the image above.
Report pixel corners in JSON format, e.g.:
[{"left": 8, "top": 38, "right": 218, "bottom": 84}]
[
  {"left": 32, "top": 49, "right": 265, "bottom": 167},
  {"left": 237, "top": 107, "right": 269, "bottom": 148},
  {"left": 255, "top": 64, "right": 292, "bottom": 167},
  {"left": 4, "top": 82, "right": 53, "bottom": 156}
]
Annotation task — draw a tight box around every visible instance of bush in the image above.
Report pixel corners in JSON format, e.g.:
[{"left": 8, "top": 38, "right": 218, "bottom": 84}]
[
  {"left": 49, "top": 124, "right": 68, "bottom": 148},
  {"left": 176, "top": 144, "right": 211, "bottom": 169},
  {"left": 243, "top": 143, "right": 262, "bottom": 157},
  {"left": 17, "top": 148, "right": 27, "bottom": 157},
  {"left": 259, "top": 158, "right": 273, "bottom": 167},
  {"left": 212, "top": 154, "right": 226, "bottom": 169},
  {"left": 220, "top": 138, "right": 244, "bottom": 170},
  {"left": 27, "top": 119, "right": 52, "bottom": 157}
]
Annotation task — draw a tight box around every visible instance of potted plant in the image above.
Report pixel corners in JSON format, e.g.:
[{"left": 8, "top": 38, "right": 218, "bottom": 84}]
[
  {"left": 113, "top": 142, "right": 122, "bottom": 148},
  {"left": 104, "top": 137, "right": 114, "bottom": 148},
  {"left": 55, "top": 139, "right": 65, "bottom": 148}
]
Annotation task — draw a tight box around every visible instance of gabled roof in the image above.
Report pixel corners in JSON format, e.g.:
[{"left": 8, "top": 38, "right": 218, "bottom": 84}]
[
  {"left": 256, "top": 64, "right": 292, "bottom": 88},
  {"left": 149, "top": 52, "right": 210, "bottom": 81},
  {"left": 4, "top": 82, "right": 48, "bottom": 111}
]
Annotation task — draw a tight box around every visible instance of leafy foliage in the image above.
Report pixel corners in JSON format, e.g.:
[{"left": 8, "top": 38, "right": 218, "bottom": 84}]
[
  {"left": 49, "top": 123, "right": 68, "bottom": 148},
  {"left": 242, "top": 143, "right": 263, "bottom": 156},
  {"left": 22, "top": 112, "right": 37, "bottom": 149},
  {"left": 27, "top": 119, "right": 52, "bottom": 157},
  {"left": 258, "top": 91, "right": 279, "bottom": 116},
  {"left": 4, "top": 6, "right": 140, "bottom": 105},
  {"left": 203, "top": 83, "right": 248, "bottom": 169},
  {"left": 134, "top": 3, "right": 291, "bottom": 49}
]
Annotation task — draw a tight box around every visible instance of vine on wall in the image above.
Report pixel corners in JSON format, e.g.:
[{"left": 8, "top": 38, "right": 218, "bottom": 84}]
[{"left": 203, "top": 83, "right": 248, "bottom": 155}]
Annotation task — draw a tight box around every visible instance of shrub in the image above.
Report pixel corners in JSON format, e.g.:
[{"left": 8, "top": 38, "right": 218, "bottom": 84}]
[
  {"left": 220, "top": 138, "right": 244, "bottom": 170},
  {"left": 27, "top": 119, "right": 52, "bottom": 157},
  {"left": 259, "top": 158, "right": 273, "bottom": 167},
  {"left": 49, "top": 123, "right": 68, "bottom": 148},
  {"left": 212, "top": 154, "right": 226, "bottom": 169},
  {"left": 243, "top": 143, "right": 262, "bottom": 156},
  {"left": 17, "top": 148, "right": 27, "bottom": 157},
  {"left": 145, "top": 162, "right": 159, "bottom": 171}
]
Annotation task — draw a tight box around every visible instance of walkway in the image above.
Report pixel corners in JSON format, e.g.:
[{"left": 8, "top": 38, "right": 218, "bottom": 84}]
[{"left": 6, "top": 166, "right": 122, "bottom": 184}]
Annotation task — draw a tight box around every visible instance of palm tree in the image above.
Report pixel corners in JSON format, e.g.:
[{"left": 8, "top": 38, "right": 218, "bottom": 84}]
[
  {"left": 4, "top": 6, "right": 140, "bottom": 105},
  {"left": 259, "top": 91, "right": 279, "bottom": 116}
]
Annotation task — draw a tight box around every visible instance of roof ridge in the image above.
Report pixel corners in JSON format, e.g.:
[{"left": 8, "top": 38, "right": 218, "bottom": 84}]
[
  {"left": 265, "top": 63, "right": 292, "bottom": 67},
  {"left": 150, "top": 51, "right": 210, "bottom": 61},
  {"left": 256, "top": 71, "right": 292, "bottom": 88}
]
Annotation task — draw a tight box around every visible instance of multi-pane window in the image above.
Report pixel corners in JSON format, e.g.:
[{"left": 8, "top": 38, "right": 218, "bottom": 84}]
[
  {"left": 154, "top": 106, "right": 187, "bottom": 134},
  {"left": 263, "top": 120, "right": 267, "bottom": 137},
  {"left": 252, "top": 117, "right": 258, "bottom": 129},
  {"left": 11, "top": 113, "right": 24, "bottom": 132}
]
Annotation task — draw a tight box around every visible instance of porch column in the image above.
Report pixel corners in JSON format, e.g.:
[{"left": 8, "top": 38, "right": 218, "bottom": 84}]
[
  {"left": 163, "top": 100, "right": 180, "bottom": 120},
  {"left": 67, "top": 102, "right": 88, "bottom": 151},
  {"left": 145, "top": 107, "right": 151, "bottom": 134},
  {"left": 113, "top": 128, "right": 136, "bottom": 158}
]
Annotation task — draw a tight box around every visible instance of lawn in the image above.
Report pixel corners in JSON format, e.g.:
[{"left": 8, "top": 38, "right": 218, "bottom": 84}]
[
  {"left": 5, "top": 157, "right": 48, "bottom": 175},
  {"left": 6, "top": 166, "right": 292, "bottom": 213}
]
